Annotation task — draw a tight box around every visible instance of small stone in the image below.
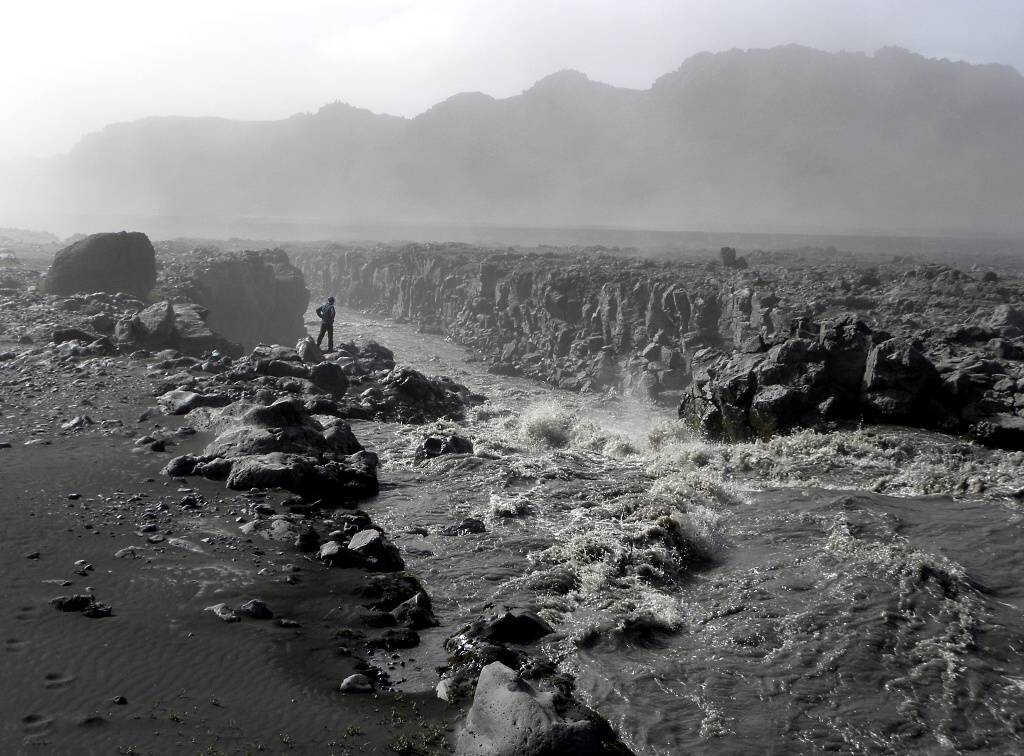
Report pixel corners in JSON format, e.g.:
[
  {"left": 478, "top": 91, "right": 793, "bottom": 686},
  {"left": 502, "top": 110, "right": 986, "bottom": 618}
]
[
  {"left": 339, "top": 674, "right": 374, "bottom": 693},
  {"left": 241, "top": 599, "right": 273, "bottom": 619},
  {"left": 112, "top": 696, "right": 128, "bottom": 705},
  {"left": 205, "top": 603, "right": 240, "bottom": 623}
]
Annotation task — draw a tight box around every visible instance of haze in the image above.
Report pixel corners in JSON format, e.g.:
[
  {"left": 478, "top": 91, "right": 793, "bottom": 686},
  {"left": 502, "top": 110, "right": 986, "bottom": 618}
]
[{"left": 4, "top": 0, "right": 1024, "bottom": 163}]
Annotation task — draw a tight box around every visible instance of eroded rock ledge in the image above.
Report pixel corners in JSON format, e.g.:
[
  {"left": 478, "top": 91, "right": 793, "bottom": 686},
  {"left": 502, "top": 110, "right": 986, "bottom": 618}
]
[{"left": 292, "top": 242, "right": 1024, "bottom": 448}]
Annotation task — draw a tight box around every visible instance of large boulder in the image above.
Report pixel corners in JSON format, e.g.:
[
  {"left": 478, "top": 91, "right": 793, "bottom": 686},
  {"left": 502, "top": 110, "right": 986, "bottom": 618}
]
[
  {"left": 159, "top": 248, "right": 309, "bottom": 350},
  {"left": 45, "top": 231, "right": 156, "bottom": 298},
  {"left": 456, "top": 662, "right": 609, "bottom": 756},
  {"left": 115, "top": 300, "right": 238, "bottom": 357},
  {"left": 163, "top": 396, "right": 376, "bottom": 502}
]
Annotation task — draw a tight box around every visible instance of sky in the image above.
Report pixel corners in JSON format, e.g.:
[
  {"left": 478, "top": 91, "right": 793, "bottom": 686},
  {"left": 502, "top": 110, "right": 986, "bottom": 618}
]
[{"left": 3, "top": 0, "right": 1023, "bottom": 163}]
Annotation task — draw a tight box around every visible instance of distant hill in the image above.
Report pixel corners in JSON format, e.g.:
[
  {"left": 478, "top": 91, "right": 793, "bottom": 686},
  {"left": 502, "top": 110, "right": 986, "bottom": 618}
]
[{"left": 3, "top": 45, "right": 1024, "bottom": 236}]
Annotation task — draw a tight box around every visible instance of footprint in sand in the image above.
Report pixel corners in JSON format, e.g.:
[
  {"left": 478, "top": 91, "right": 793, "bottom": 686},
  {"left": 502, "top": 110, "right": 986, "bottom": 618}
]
[
  {"left": 22, "top": 713, "right": 55, "bottom": 737},
  {"left": 5, "top": 638, "right": 29, "bottom": 653},
  {"left": 43, "top": 672, "right": 75, "bottom": 690},
  {"left": 15, "top": 605, "right": 39, "bottom": 621}
]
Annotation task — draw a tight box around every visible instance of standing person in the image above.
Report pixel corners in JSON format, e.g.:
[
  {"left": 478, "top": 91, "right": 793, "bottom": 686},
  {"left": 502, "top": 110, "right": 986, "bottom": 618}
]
[{"left": 315, "top": 295, "right": 336, "bottom": 351}]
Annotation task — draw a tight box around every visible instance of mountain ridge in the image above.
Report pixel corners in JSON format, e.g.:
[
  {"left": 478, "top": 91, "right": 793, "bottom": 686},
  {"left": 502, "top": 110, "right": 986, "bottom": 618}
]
[{"left": 3, "top": 45, "right": 1023, "bottom": 236}]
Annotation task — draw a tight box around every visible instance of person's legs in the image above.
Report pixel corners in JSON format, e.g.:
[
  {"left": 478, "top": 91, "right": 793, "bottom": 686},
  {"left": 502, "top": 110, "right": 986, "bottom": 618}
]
[
  {"left": 326, "top": 324, "right": 334, "bottom": 351},
  {"left": 317, "top": 322, "right": 328, "bottom": 347}
]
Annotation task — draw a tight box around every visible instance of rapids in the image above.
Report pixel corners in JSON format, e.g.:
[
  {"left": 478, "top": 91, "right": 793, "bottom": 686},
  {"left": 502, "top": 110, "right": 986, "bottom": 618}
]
[{"left": 326, "top": 309, "right": 1024, "bottom": 756}]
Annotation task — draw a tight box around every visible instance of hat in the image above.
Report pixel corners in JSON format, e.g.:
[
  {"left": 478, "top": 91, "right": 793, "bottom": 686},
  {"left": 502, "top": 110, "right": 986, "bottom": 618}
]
[{"left": 327, "top": 296, "right": 335, "bottom": 302}]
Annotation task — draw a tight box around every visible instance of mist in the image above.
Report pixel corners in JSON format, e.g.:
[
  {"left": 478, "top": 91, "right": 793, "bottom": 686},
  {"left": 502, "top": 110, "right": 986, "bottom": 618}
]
[{"left": 2, "top": 45, "right": 1024, "bottom": 241}]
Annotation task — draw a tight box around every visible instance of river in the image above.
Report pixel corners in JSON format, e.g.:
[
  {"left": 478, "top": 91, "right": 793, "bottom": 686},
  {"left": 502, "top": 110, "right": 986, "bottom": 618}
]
[{"left": 323, "top": 308, "right": 1024, "bottom": 755}]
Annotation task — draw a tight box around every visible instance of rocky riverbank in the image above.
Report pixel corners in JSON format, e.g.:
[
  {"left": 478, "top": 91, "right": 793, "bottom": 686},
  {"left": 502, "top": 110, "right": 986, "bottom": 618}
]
[
  {"left": 292, "top": 241, "right": 1024, "bottom": 449},
  {"left": 0, "top": 233, "right": 634, "bottom": 755}
]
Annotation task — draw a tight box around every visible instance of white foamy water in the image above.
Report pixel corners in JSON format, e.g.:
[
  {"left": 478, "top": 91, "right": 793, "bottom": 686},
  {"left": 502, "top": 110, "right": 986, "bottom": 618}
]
[{"left": 324, "top": 310, "right": 1024, "bottom": 756}]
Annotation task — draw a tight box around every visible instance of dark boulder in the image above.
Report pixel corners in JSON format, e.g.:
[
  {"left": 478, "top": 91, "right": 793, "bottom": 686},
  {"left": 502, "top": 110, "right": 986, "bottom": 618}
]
[
  {"left": 391, "top": 592, "right": 439, "bottom": 630},
  {"left": 347, "top": 528, "right": 405, "bottom": 572},
  {"left": 45, "top": 231, "right": 156, "bottom": 298}
]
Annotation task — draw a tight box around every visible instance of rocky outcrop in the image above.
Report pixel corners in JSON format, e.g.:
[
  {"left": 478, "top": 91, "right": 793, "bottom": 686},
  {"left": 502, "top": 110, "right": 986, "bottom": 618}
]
[
  {"left": 157, "top": 246, "right": 309, "bottom": 350},
  {"left": 162, "top": 395, "right": 377, "bottom": 503},
  {"left": 680, "top": 313, "right": 1024, "bottom": 449},
  {"left": 44, "top": 231, "right": 157, "bottom": 298},
  {"left": 115, "top": 300, "right": 238, "bottom": 357},
  {"left": 291, "top": 242, "right": 1024, "bottom": 449},
  {"left": 293, "top": 243, "right": 755, "bottom": 404}
]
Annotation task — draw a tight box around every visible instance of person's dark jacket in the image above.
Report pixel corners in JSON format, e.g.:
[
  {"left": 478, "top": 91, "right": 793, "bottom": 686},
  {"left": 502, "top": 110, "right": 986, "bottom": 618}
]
[{"left": 317, "top": 302, "right": 336, "bottom": 323}]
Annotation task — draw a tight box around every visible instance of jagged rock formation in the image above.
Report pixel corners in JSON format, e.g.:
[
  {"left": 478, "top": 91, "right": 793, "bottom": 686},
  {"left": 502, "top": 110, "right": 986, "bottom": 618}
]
[
  {"left": 156, "top": 246, "right": 309, "bottom": 350},
  {"left": 44, "top": 231, "right": 156, "bottom": 298},
  {"left": 114, "top": 300, "right": 238, "bottom": 357},
  {"left": 293, "top": 243, "right": 792, "bottom": 404},
  {"left": 292, "top": 242, "right": 1024, "bottom": 449},
  {"left": 679, "top": 313, "right": 1024, "bottom": 448}
]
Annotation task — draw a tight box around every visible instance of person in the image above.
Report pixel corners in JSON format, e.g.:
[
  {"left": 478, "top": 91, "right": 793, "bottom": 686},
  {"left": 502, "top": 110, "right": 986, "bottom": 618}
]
[{"left": 315, "top": 295, "right": 336, "bottom": 351}]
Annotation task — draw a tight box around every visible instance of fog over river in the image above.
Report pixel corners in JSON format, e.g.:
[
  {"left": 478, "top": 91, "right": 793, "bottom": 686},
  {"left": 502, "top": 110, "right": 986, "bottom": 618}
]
[{"left": 324, "top": 307, "right": 1024, "bottom": 756}]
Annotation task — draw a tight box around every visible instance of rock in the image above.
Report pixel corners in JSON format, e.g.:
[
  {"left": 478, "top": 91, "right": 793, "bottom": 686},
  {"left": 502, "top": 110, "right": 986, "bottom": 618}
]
[
  {"left": 347, "top": 529, "right": 405, "bottom": 572},
  {"left": 860, "top": 339, "right": 940, "bottom": 419},
  {"left": 163, "top": 454, "right": 199, "bottom": 476},
  {"left": 157, "top": 390, "right": 232, "bottom": 415},
  {"left": 989, "top": 304, "right": 1024, "bottom": 331},
  {"left": 356, "top": 573, "right": 426, "bottom": 611},
  {"left": 391, "top": 592, "right": 440, "bottom": 630},
  {"left": 241, "top": 599, "right": 273, "bottom": 619},
  {"left": 971, "top": 413, "right": 1024, "bottom": 451},
  {"left": 172, "top": 303, "right": 236, "bottom": 356},
  {"left": 295, "top": 336, "right": 326, "bottom": 363},
  {"left": 365, "top": 628, "right": 420, "bottom": 650},
  {"left": 52, "top": 327, "right": 100, "bottom": 345},
  {"left": 159, "top": 248, "right": 309, "bottom": 350},
  {"left": 419, "top": 434, "right": 474, "bottom": 459},
  {"left": 476, "top": 606, "right": 554, "bottom": 645},
  {"left": 44, "top": 231, "right": 156, "bottom": 298},
  {"left": 439, "top": 517, "right": 487, "bottom": 536},
  {"left": 205, "top": 603, "right": 240, "bottom": 623},
  {"left": 308, "top": 361, "right": 349, "bottom": 397},
  {"left": 456, "top": 662, "right": 605, "bottom": 756},
  {"left": 317, "top": 540, "right": 375, "bottom": 569},
  {"left": 51, "top": 594, "right": 112, "bottom": 618},
  {"left": 117, "top": 300, "right": 238, "bottom": 357},
  {"left": 135, "top": 301, "right": 176, "bottom": 347},
  {"left": 339, "top": 674, "right": 374, "bottom": 693},
  {"left": 52, "top": 594, "right": 97, "bottom": 612}
]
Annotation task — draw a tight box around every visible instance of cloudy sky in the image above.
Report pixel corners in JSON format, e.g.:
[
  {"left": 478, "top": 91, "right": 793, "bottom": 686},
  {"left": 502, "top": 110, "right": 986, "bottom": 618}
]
[{"left": 3, "top": 0, "right": 1023, "bottom": 162}]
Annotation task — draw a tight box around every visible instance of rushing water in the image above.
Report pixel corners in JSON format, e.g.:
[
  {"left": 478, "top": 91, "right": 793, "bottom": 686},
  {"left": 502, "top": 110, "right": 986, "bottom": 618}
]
[{"left": 326, "top": 309, "right": 1024, "bottom": 756}]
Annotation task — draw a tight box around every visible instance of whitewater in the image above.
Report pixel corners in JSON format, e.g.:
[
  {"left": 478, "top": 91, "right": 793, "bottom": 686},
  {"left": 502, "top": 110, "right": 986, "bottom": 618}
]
[{"left": 327, "top": 308, "right": 1024, "bottom": 756}]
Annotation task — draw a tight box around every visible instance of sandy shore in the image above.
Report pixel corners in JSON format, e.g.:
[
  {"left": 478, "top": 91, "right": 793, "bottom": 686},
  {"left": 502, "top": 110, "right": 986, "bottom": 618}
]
[{"left": 1, "top": 347, "right": 463, "bottom": 755}]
